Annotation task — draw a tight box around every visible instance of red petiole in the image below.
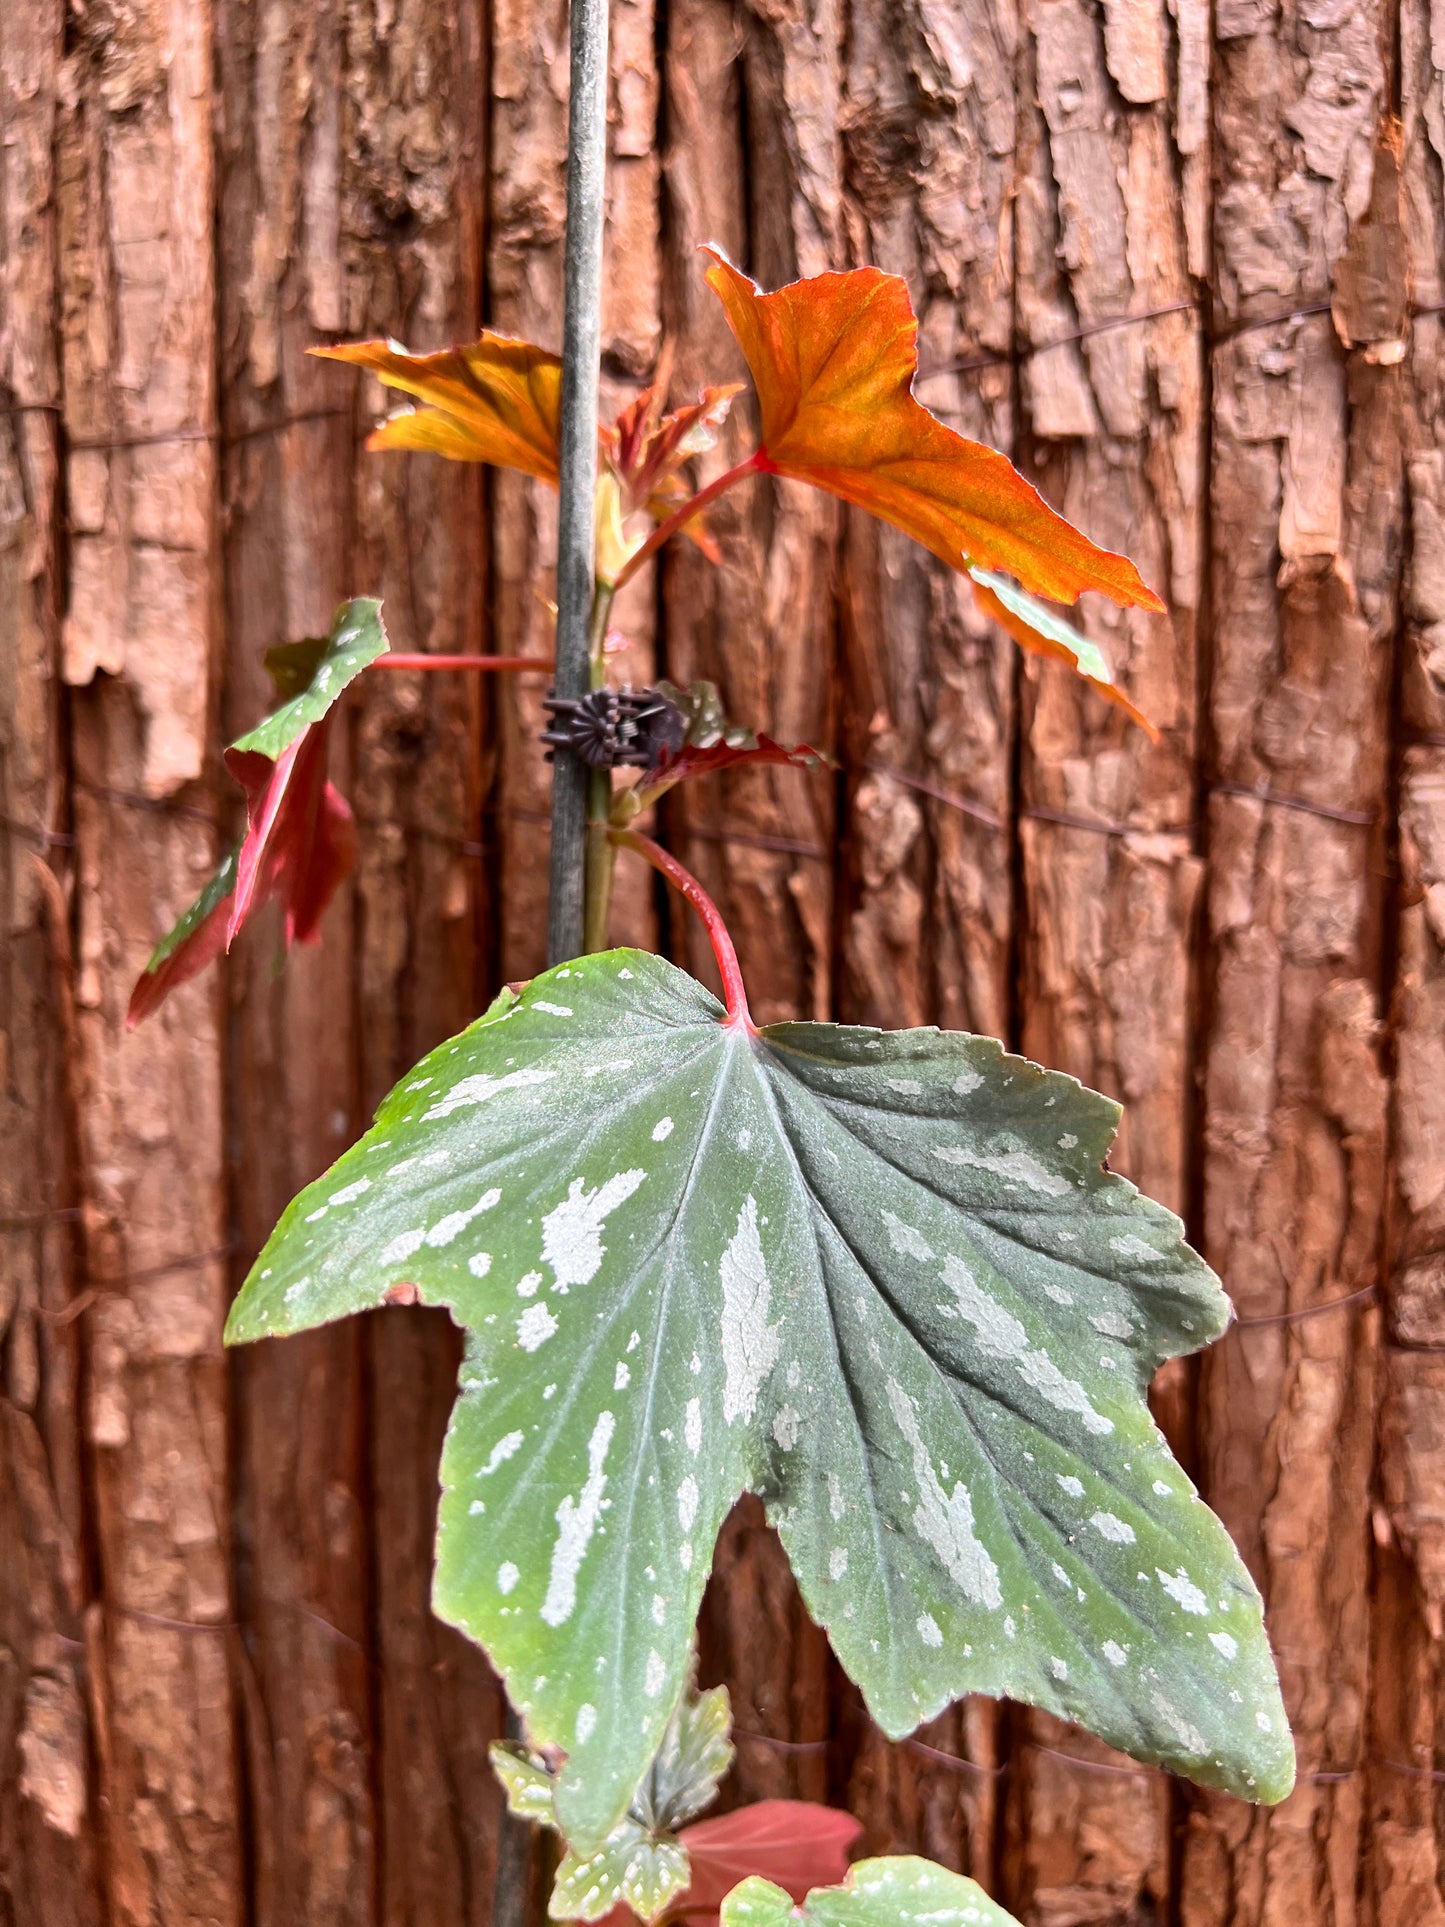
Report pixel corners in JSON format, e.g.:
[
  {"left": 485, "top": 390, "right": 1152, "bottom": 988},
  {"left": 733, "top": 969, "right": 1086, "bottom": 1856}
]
[
  {"left": 373, "top": 654, "right": 554, "bottom": 672},
  {"left": 609, "top": 826, "right": 754, "bottom": 1032},
  {"left": 611, "top": 449, "right": 770, "bottom": 590}
]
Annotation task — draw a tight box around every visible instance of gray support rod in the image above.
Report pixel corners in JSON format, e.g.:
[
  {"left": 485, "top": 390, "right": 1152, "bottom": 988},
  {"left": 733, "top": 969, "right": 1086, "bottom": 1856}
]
[
  {"left": 545, "top": 0, "right": 612, "bottom": 967},
  {"left": 494, "top": 2, "right": 610, "bottom": 1916}
]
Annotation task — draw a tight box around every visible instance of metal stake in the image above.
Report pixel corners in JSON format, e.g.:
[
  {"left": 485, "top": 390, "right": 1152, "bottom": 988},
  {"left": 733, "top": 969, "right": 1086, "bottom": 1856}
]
[
  {"left": 495, "top": 0, "right": 610, "bottom": 1918},
  {"left": 546, "top": 0, "right": 611, "bottom": 967}
]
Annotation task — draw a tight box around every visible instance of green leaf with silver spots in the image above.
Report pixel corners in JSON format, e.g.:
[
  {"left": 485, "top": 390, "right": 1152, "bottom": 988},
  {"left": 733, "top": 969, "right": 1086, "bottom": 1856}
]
[
  {"left": 228, "top": 948, "right": 1294, "bottom": 1848},
  {"left": 230, "top": 597, "right": 388, "bottom": 759},
  {"left": 723, "top": 1857, "right": 1021, "bottom": 1927}
]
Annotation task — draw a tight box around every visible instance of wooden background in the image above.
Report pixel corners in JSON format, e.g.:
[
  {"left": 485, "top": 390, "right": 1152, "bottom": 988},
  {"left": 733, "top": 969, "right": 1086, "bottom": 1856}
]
[{"left": 3, "top": 0, "right": 1444, "bottom": 1921}]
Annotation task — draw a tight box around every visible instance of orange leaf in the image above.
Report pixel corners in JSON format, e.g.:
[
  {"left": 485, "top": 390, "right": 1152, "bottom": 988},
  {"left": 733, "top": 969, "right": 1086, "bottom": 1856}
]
[
  {"left": 701, "top": 247, "right": 1165, "bottom": 615},
  {"left": 313, "top": 335, "right": 563, "bottom": 485}
]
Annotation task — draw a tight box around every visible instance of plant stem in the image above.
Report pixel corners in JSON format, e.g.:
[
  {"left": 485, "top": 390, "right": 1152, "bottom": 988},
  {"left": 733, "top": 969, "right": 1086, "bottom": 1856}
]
[
  {"left": 609, "top": 826, "right": 754, "bottom": 1030},
  {"left": 610, "top": 450, "right": 767, "bottom": 590},
  {"left": 373, "top": 653, "right": 553, "bottom": 672},
  {"left": 545, "top": 0, "right": 611, "bottom": 970}
]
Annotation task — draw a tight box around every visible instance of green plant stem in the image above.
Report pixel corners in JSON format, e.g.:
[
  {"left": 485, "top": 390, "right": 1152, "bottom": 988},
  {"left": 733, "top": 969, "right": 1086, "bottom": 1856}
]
[{"left": 583, "top": 584, "right": 617, "bottom": 952}]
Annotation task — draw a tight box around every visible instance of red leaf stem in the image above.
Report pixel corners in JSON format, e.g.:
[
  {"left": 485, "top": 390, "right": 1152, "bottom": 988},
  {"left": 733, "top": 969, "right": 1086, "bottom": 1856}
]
[
  {"left": 609, "top": 827, "right": 753, "bottom": 1032},
  {"left": 611, "top": 451, "right": 767, "bottom": 590},
  {"left": 372, "top": 654, "right": 555, "bottom": 672}
]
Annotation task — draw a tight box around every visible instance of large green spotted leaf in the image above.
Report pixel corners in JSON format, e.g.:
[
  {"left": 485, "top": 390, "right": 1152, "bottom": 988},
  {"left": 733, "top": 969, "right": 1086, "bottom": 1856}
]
[
  {"left": 227, "top": 949, "right": 1294, "bottom": 1849},
  {"left": 723, "top": 1857, "right": 1020, "bottom": 1927}
]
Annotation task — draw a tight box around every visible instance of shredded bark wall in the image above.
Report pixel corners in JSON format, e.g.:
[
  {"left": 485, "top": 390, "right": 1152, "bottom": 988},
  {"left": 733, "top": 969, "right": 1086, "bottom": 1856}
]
[{"left": 2, "top": 0, "right": 1442, "bottom": 1922}]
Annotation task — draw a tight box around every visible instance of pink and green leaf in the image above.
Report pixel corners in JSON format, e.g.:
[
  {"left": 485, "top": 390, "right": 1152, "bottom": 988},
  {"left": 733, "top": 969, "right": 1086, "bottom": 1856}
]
[{"left": 127, "top": 599, "right": 387, "bottom": 1026}]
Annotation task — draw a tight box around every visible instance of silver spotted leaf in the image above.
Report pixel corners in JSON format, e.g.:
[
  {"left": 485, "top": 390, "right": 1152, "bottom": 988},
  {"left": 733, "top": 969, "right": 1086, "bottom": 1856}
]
[
  {"left": 227, "top": 949, "right": 1294, "bottom": 1849},
  {"left": 723, "top": 1857, "right": 1020, "bottom": 1927}
]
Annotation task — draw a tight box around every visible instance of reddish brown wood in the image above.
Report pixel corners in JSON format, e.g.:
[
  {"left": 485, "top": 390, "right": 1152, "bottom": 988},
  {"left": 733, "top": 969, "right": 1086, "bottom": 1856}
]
[{"left": 7, "top": 0, "right": 1443, "bottom": 1917}]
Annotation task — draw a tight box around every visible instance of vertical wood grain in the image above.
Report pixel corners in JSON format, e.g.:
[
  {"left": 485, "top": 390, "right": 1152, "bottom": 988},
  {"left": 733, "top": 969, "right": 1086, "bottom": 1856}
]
[
  {"left": 216, "top": 2, "right": 379, "bottom": 1917},
  {"left": 1185, "top": 6, "right": 1399, "bottom": 1922},
  {"left": 490, "top": 0, "right": 662, "bottom": 982},
  {"left": 660, "top": 0, "right": 839, "bottom": 1804},
  {"left": 831, "top": 0, "right": 1017, "bottom": 1870},
  {"left": 1004, "top": 0, "right": 1208, "bottom": 1915},
  {"left": 0, "top": 2, "right": 102, "bottom": 1919},
  {"left": 9, "top": 0, "right": 1439, "bottom": 1915},
  {"left": 320, "top": 5, "right": 504, "bottom": 1921},
  {"left": 1367, "top": 3, "right": 1445, "bottom": 1917},
  {"left": 56, "top": 0, "right": 245, "bottom": 1919}
]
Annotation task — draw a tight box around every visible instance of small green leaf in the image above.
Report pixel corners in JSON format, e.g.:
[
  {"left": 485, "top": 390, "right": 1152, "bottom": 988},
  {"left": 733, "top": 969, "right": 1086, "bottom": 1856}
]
[
  {"left": 230, "top": 598, "right": 388, "bottom": 760},
  {"left": 658, "top": 679, "right": 757, "bottom": 751},
  {"left": 229, "top": 950, "right": 1293, "bottom": 1848},
  {"left": 552, "top": 1824, "right": 690, "bottom": 1923},
  {"left": 641, "top": 1679, "right": 732, "bottom": 1829},
  {"left": 724, "top": 1857, "right": 1022, "bottom": 1927},
  {"left": 492, "top": 1743, "right": 558, "bottom": 1823}
]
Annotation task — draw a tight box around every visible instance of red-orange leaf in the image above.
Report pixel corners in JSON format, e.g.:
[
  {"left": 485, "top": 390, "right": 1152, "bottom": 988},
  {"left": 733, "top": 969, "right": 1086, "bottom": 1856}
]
[
  {"left": 701, "top": 247, "right": 1165, "bottom": 616},
  {"left": 313, "top": 335, "right": 562, "bottom": 484}
]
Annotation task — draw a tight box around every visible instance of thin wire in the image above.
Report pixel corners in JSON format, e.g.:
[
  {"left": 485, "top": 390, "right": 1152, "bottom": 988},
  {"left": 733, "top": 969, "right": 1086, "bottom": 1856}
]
[
  {"left": 916, "top": 294, "right": 1436, "bottom": 388},
  {"left": 1232, "top": 1283, "right": 1378, "bottom": 1329},
  {"left": 1211, "top": 779, "right": 1375, "bottom": 829}
]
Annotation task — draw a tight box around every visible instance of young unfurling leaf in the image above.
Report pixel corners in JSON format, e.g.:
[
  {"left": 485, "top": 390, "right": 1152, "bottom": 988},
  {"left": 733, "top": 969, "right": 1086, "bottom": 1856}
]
[
  {"left": 493, "top": 1674, "right": 859, "bottom": 1927},
  {"left": 494, "top": 1674, "right": 734, "bottom": 1921},
  {"left": 603, "top": 385, "right": 742, "bottom": 560},
  {"left": 227, "top": 950, "right": 1294, "bottom": 1850},
  {"left": 126, "top": 600, "right": 387, "bottom": 1027}
]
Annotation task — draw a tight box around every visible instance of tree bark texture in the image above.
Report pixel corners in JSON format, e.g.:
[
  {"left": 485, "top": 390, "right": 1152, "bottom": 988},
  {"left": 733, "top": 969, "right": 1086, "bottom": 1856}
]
[{"left": 0, "top": 0, "right": 1437, "bottom": 1921}]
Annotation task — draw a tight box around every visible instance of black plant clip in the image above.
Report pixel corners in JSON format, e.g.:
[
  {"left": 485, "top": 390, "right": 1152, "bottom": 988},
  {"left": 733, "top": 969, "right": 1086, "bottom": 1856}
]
[{"left": 541, "top": 686, "right": 687, "bottom": 771}]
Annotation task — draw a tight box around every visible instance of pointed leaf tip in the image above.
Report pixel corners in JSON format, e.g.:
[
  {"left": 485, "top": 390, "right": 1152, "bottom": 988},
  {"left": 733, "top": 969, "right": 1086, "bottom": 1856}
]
[
  {"left": 125, "top": 843, "right": 240, "bottom": 1028},
  {"left": 698, "top": 246, "right": 1166, "bottom": 652},
  {"left": 128, "top": 600, "right": 385, "bottom": 1024}
]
